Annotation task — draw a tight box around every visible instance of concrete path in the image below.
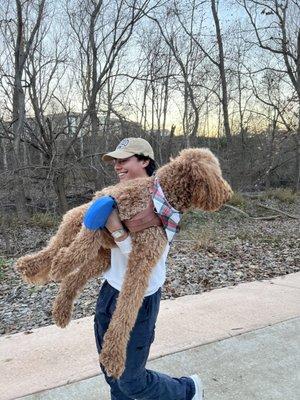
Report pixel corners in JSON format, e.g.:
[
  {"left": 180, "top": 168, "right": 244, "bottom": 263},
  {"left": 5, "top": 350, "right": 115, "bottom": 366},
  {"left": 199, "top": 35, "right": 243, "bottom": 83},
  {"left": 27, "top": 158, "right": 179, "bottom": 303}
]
[
  {"left": 20, "top": 318, "right": 300, "bottom": 400},
  {"left": 1, "top": 272, "right": 300, "bottom": 400}
]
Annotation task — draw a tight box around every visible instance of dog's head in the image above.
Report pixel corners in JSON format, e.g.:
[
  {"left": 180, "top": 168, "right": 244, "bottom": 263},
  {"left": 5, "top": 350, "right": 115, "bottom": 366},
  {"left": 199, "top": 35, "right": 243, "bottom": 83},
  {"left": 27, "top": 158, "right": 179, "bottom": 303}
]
[{"left": 157, "top": 148, "right": 232, "bottom": 212}]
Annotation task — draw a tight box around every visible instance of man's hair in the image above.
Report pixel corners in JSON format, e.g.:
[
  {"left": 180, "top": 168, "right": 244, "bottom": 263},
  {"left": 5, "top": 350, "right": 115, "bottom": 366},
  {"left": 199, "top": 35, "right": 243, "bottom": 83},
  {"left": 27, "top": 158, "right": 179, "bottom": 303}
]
[{"left": 134, "top": 154, "right": 156, "bottom": 176}]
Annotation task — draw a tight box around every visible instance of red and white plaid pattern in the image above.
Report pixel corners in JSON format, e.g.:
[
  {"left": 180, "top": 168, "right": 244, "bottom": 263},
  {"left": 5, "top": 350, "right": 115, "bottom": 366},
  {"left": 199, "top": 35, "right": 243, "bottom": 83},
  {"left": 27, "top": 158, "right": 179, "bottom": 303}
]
[{"left": 152, "top": 178, "right": 182, "bottom": 243}]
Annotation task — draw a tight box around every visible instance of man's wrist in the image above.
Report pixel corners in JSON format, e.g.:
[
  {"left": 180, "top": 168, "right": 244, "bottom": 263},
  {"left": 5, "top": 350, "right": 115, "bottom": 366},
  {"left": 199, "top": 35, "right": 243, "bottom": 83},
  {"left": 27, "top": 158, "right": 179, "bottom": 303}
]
[{"left": 111, "top": 228, "right": 128, "bottom": 241}]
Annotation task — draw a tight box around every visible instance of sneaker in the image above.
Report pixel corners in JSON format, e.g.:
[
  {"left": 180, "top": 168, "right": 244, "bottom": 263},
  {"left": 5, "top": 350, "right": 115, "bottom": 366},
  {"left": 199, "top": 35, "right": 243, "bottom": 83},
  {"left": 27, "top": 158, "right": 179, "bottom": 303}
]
[{"left": 190, "top": 374, "right": 204, "bottom": 400}]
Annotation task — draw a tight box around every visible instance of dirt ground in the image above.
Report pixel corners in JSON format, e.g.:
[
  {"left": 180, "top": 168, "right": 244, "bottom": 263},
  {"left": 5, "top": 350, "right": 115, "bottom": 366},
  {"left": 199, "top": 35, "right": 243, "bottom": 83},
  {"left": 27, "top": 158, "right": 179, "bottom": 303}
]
[{"left": 0, "top": 191, "right": 299, "bottom": 335}]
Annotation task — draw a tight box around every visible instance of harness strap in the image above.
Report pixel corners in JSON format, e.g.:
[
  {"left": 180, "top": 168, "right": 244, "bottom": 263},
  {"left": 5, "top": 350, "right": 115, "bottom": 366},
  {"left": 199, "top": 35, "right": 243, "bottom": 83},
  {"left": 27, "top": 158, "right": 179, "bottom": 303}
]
[{"left": 123, "top": 199, "right": 162, "bottom": 233}]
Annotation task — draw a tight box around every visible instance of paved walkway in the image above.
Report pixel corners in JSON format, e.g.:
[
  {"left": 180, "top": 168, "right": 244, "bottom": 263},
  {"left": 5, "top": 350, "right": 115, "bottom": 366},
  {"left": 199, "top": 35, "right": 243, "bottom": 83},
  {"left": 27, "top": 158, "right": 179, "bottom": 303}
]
[{"left": 1, "top": 272, "right": 300, "bottom": 400}]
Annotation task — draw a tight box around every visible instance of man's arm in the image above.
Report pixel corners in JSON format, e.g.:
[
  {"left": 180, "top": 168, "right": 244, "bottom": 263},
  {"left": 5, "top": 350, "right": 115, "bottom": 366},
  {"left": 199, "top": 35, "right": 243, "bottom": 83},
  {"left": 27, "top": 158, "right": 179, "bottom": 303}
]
[{"left": 105, "top": 209, "right": 129, "bottom": 242}]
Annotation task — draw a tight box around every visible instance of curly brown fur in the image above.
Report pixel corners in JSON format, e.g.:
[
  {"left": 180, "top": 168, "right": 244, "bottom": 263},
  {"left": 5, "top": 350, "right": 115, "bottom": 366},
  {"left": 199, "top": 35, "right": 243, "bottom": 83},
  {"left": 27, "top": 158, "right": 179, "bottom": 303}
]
[
  {"left": 15, "top": 147, "right": 233, "bottom": 379},
  {"left": 15, "top": 204, "right": 87, "bottom": 284},
  {"left": 99, "top": 227, "right": 167, "bottom": 377},
  {"left": 53, "top": 247, "right": 111, "bottom": 328}
]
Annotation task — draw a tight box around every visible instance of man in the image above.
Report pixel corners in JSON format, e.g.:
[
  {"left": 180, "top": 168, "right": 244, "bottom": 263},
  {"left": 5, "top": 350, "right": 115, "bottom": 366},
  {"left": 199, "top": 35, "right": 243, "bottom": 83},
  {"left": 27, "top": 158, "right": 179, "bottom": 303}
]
[{"left": 94, "top": 137, "right": 204, "bottom": 400}]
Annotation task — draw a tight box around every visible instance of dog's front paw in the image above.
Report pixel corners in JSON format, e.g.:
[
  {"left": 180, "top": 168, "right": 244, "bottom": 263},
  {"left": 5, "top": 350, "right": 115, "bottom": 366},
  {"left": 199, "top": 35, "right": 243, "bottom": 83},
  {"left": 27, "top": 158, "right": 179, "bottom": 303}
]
[{"left": 52, "top": 294, "right": 73, "bottom": 328}]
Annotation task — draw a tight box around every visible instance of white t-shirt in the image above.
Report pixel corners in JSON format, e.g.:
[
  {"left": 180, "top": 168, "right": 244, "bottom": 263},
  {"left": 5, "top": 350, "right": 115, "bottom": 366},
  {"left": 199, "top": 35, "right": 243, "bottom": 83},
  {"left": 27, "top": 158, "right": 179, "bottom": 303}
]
[{"left": 102, "top": 236, "right": 170, "bottom": 297}]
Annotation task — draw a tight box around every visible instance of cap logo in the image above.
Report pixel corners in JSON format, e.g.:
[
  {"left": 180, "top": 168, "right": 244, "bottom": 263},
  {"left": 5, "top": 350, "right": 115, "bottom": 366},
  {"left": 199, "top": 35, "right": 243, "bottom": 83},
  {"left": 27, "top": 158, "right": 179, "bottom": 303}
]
[{"left": 116, "top": 139, "right": 129, "bottom": 149}]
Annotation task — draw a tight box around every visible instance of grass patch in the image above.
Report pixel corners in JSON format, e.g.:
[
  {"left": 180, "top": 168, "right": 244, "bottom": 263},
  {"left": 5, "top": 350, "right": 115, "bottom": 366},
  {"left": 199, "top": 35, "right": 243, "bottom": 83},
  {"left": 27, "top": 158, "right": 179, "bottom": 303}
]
[
  {"left": 180, "top": 210, "right": 210, "bottom": 230},
  {"left": 263, "top": 188, "right": 297, "bottom": 203},
  {"left": 190, "top": 227, "right": 217, "bottom": 252},
  {"left": 0, "top": 258, "right": 14, "bottom": 281},
  {"left": 228, "top": 192, "right": 247, "bottom": 208},
  {"left": 30, "top": 212, "right": 60, "bottom": 229},
  {"left": 1, "top": 212, "right": 61, "bottom": 230},
  {"left": 0, "top": 258, "right": 5, "bottom": 280}
]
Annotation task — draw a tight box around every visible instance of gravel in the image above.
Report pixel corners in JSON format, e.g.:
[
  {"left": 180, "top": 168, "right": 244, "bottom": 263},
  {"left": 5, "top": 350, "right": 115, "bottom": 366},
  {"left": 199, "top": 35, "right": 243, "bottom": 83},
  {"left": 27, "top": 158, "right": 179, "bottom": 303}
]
[{"left": 0, "top": 195, "right": 299, "bottom": 336}]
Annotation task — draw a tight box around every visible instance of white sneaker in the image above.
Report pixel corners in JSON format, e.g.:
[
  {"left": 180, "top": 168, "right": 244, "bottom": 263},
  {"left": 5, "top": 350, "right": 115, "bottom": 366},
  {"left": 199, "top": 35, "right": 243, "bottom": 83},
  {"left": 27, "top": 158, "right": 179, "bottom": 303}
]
[{"left": 190, "top": 374, "right": 204, "bottom": 400}]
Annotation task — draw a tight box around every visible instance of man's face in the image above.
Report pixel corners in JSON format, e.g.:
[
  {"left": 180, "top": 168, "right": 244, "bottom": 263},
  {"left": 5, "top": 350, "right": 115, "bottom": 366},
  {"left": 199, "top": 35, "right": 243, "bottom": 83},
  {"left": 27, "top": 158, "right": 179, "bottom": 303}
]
[{"left": 114, "top": 156, "right": 149, "bottom": 182}]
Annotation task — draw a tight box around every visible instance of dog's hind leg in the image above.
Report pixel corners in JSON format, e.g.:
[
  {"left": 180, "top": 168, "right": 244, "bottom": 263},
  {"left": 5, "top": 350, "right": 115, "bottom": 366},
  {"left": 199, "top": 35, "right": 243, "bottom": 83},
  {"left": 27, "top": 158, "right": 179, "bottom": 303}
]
[
  {"left": 52, "top": 247, "right": 111, "bottom": 328},
  {"left": 99, "top": 227, "right": 167, "bottom": 379},
  {"left": 15, "top": 204, "right": 88, "bottom": 284}
]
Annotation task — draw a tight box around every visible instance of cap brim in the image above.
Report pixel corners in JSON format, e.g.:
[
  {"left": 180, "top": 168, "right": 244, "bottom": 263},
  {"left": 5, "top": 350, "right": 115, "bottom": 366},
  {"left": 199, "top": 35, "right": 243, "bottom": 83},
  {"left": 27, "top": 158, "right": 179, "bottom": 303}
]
[{"left": 102, "top": 150, "right": 135, "bottom": 162}]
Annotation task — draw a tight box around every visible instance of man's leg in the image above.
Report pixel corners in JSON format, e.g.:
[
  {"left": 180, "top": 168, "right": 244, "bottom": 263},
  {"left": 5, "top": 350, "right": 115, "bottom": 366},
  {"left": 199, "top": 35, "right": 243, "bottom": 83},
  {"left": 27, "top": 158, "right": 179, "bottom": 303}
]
[
  {"left": 117, "top": 288, "right": 195, "bottom": 400},
  {"left": 94, "top": 281, "right": 196, "bottom": 400},
  {"left": 94, "top": 281, "right": 132, "bottom": 400}
]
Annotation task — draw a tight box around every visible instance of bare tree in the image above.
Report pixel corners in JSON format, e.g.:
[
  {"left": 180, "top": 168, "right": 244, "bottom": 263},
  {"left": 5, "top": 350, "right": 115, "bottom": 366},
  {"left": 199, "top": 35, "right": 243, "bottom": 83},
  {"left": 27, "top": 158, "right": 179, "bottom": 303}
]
[
  {"left": 172, "top": 0, "right": 232, "bottom": 143},
  {"left": 238, "top": 0, "right": 300, "bottom": 189},
  {"left": 144, "top": 3, "right": 204, "bottom": 145},
  {"left": 66, "top": 0, "right": 160, "bottom": 187},
  {"left": 0, "top": 0, "right": 46, "bottom": 219}
]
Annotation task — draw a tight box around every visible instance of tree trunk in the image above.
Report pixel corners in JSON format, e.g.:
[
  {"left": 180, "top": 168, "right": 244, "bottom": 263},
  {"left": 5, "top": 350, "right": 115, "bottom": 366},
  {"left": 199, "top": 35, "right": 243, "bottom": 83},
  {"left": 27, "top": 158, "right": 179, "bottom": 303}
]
[
  {"left": 12, "top": 73, "right": 29, "bottom": 220},
  {"left": 53, "top": 172, "right": 68, "bottom": 214},
  {"left": 2, "top": 139, "right": 8, "bottom": 170},
  {"left": 211, "top": 0, "right": 232, "bottom": 144},
  {"left": 294, "top": 115, "right": 300, "bottom": 192}
]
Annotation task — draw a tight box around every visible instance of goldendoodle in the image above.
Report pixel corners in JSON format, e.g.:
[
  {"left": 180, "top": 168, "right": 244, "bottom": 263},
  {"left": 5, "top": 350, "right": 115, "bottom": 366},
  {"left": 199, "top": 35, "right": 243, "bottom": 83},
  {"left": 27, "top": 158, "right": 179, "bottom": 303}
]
[{"left": 16, "top": 147, "right": 232, "bottom": 378}]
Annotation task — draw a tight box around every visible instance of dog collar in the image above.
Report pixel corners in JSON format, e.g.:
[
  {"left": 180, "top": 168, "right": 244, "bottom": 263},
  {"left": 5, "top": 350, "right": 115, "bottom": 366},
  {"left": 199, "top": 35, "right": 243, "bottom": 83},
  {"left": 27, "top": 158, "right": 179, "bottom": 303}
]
[{"left": 151, "top": 178, "right": 182, "bottom": 243}]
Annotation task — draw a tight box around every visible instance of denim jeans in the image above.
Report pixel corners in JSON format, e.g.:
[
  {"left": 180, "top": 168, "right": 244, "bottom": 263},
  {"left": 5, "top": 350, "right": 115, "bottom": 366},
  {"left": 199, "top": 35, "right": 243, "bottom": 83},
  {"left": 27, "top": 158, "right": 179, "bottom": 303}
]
[{"left": 94, "top": 280, "right": 195, "bottom": 400}]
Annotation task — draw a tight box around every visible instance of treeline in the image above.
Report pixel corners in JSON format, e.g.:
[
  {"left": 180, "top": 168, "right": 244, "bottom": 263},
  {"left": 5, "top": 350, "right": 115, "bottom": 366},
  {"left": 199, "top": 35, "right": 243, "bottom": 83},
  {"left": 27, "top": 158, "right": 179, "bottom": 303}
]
[
  {"left": 0, "top": 0, "right": 299, "bottom": 218},
  {"left": 0, "top": 126, "right": 296, "bottom": 215}
]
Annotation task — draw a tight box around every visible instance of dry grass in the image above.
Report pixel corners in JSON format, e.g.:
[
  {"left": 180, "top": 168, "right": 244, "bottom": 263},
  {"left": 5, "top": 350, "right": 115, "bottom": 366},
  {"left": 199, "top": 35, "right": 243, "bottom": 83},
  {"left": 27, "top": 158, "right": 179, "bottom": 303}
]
[
  {"left": 188, "top": 227, "right": 217, "bottom": 252},
  {"left": 264, "top": 188, "right": 297, "bottom": 203},
  {"left": 29, "top": 213, "right": 60, "bottom": 229},
  {"left": 228, "top": 192, "right": 247, "bottom": 208}
]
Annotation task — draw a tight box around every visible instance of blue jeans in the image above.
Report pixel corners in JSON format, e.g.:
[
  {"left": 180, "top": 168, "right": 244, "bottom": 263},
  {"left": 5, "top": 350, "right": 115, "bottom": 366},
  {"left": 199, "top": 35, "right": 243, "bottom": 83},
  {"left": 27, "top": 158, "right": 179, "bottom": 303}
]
[{"left": 94, "top": 280, "right": 195, "bottom": 400}]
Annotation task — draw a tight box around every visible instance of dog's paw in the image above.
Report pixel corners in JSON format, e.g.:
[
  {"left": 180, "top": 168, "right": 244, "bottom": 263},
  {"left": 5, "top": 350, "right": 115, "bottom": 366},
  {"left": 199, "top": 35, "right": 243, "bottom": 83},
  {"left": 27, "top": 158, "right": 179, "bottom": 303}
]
[
  {"left": 99, "top": 345, "right": 126, "bottom": 379},
  {"left": 99, "top": 327, "right": 127, "bottom": 378},
  {"left": 52, "top": 296, "right": 72, "bottom": 328},
  {"left": 15, "top": 257, "right": 50, "bottom": 284}
]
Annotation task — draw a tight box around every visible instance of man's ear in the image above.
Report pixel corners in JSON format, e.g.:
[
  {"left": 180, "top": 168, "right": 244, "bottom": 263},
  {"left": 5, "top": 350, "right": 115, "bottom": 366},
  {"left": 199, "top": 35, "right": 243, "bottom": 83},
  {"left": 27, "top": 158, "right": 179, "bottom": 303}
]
[{"left": 142, "top": 159, "right": 150, "bottom": 168}]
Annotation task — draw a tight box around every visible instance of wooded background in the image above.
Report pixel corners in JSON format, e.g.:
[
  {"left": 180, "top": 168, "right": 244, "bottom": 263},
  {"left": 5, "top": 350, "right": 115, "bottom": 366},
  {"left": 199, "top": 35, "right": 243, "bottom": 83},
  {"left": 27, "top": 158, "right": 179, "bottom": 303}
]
[{"left": 0, "top": 0, "right": 299, "bottom": 218}]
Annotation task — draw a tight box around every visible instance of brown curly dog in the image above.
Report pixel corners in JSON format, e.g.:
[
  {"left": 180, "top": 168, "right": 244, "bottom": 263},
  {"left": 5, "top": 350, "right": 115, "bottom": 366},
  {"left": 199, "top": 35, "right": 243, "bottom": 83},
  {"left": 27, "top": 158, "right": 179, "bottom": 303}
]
[{"left": 15, "top": 148, "right": 232, "bottom": 378}]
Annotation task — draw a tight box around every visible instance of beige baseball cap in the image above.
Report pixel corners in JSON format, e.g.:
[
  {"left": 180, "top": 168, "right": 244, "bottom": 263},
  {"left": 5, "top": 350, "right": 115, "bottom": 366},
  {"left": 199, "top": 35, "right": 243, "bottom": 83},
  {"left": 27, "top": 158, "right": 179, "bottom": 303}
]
[{"left": 102, "top": 137, "right": 155, "bottom": 161}]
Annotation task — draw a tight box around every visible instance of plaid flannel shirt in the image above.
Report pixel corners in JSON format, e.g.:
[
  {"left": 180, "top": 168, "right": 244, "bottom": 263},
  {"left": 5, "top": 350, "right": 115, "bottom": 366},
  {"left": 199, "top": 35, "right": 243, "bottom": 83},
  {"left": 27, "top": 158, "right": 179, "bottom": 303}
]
[{"left": 152, "top": 178, "right": 182, "bottom": 243}]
